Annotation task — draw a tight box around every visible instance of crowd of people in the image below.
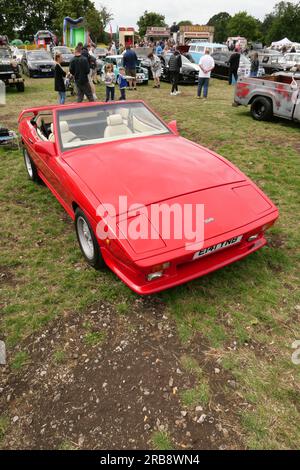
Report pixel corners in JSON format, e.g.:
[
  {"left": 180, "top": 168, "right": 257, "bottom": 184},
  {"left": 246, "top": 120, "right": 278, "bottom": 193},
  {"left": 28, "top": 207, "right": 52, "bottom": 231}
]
[{"left": 53, "top": 40, "right": 263, "bottom": 104}]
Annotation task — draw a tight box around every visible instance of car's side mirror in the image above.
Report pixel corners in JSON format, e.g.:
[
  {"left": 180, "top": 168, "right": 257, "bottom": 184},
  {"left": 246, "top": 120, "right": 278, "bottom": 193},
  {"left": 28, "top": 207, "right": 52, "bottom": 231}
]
[
  {"left": 34, "top": 141, "right": 56, "bottom": 157},
  {"left": 168, "top": 120, "right": 178, "bottom": 134}
]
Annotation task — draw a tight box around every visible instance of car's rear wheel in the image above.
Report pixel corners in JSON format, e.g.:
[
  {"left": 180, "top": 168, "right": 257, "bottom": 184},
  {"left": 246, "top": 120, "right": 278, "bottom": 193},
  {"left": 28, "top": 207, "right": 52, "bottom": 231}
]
[
  {"left": 250, "top": 96, "right": 273, "bottom": 121},
  {"left": 75, "top": 208, "right": 105, "bottom": 269},
  {"left": 23, "top": 147, "right": 40, "bottom": 182}
]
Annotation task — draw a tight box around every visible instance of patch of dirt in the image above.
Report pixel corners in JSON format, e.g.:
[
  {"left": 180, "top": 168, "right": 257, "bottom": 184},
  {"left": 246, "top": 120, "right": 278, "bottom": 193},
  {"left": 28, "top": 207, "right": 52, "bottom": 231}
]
[
  {"left": 0, "top": 298, "right": 243, "bottom": 450},
  {"left": 0, "top": 266, "right": 16, "bottom": 286}
]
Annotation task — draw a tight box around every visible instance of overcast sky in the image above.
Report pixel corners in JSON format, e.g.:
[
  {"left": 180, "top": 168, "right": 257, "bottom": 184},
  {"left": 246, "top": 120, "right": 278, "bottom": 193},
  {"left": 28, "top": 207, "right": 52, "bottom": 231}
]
[{"left": 95, "top": 0, "right": 297, "bottom": 31}]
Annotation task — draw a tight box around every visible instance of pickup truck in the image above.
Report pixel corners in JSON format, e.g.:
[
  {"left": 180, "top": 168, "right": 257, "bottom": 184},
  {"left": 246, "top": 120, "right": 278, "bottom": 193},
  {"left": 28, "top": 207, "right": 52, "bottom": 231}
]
[{"left": 234, "top": 74, "right": 300, "bottom": 122}]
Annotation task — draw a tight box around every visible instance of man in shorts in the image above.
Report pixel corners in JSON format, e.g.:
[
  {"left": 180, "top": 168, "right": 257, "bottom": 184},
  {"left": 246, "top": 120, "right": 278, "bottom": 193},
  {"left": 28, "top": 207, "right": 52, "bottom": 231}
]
[{"left": 123, "top": 45, "right": 138, "bottom": 90}]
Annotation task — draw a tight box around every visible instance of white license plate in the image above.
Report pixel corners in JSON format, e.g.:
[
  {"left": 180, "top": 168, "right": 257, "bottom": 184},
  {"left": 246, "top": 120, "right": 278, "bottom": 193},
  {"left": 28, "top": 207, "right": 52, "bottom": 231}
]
[
  {"left": 41, "top": 69, "right": 50, "bottom": 72},
  {"left": 193, "top": 235, "right": 243, "bottom": 260}
]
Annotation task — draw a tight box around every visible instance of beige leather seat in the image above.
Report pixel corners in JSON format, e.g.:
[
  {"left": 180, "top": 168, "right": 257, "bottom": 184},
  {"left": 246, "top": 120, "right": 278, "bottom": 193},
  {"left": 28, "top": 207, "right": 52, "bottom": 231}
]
[
  {"left": 60, "top": 121, "right": 80, "bottom": 144},
  {"left": 104, "top": 114, "right": 132, "bottom": 138},
  {"left": 48, "top": 123, "right": 55, "bottom": 142},
  {"left": 120, "top": 108, "right": 129, "bottom": 126}
]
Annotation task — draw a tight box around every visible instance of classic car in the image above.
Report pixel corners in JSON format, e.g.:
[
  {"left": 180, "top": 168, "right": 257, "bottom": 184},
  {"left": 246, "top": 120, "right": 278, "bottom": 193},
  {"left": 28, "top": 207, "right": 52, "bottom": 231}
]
[
  {"left": 21, "top": 49, "right": 55, "bottom": 78},
  {"left": 279, "top": 52, "right": 300, "bottom": 70},
  {"left": 234, "top": 73, "right": 300, "bottom": 122},
  {"left": 18, "top": 101, "right": 278, "bottom": 294},
  {"left": 0, "top": 46, "right": 25, "bottom": 91},
  {"left": 211, "top": 52, "right": 265, "bottom": 79},
  {"left": 258, "top": 53, "right": 285, "bottom": 75},
  {"left": 160, "top": 53, "right": 200, "bottom": 84},
  {"left": 103, "top": 55, "right": 149, "bottom": 85},
  {"left": 52, "top": 46, "right": 74, "bottom": 66}
]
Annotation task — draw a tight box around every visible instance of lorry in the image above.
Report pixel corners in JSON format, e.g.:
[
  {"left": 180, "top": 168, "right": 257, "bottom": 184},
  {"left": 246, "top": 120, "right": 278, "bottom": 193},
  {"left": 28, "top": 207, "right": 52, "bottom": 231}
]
[
  {"left": 0, "top": 46, "right": 25, "bottom": 92},
  {"left": 234, "top": 73, "right": 300, "bottom": 122}
]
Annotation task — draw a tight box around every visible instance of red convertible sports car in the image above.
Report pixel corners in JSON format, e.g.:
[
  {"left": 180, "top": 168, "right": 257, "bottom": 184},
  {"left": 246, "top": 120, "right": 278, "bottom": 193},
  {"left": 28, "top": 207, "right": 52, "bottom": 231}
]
[{"left": 18, "top": 101, "right": 278, "bottom": 294}]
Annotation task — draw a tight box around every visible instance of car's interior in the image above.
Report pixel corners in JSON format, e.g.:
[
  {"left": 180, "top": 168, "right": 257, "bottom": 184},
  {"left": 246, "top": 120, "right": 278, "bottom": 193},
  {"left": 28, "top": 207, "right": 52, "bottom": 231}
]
[{"left": 31, "top": 104, "right": 169, "bottom": 150}]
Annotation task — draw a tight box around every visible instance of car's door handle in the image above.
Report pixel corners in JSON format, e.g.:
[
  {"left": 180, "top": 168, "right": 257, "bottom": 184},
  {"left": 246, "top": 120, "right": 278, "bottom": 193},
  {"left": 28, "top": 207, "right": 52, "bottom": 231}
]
[{"left": 28, "top": 138, "right": 34, "bottom": 144}]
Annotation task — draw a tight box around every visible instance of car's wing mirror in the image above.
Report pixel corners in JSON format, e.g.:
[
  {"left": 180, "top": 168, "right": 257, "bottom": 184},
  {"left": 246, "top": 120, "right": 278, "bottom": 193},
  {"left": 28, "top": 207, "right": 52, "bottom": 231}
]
[
  {"left": 168, "top": 120, "right": 178, "bottom": 135},
  {"left": 34, "top": 141, "right": 56, "bottom": 157}
]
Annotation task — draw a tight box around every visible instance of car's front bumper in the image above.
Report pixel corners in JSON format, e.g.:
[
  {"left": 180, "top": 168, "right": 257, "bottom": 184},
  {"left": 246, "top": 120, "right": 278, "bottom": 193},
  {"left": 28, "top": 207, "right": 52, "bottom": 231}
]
[{"left": 101, "top": 211, "right": 278, "bottom": 295}]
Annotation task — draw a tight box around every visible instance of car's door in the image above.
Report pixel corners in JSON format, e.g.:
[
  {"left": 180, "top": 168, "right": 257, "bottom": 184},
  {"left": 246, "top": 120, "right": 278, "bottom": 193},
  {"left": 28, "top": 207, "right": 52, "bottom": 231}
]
[{"left": 211, "top": 54, "right": 221, "bottom": 77}]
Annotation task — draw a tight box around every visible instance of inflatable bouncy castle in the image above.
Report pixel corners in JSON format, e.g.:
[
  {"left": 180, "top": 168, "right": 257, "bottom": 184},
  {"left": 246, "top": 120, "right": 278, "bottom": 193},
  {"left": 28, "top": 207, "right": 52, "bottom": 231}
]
[{"left": 63, "top": 17, "right": 89, "bottom": 47}]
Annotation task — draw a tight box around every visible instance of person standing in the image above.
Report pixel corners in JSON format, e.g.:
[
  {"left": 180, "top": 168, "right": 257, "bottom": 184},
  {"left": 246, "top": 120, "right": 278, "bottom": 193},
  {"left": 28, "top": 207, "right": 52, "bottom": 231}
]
[
  {"left": 229, "top": 48, "right": 240, "bottom": 85},
  {"left": 169, "top": 50, "right": 182, "bottom": 96},
  {"left": 69, "top": 46, "right": 94, "bottom": 102},
  {"left": 148, "top": 52, "right": 162, "bottom": 88},
  {"left": 156, "top": 42, "right": 163, "bottom": 55},
  {"left": 117, "top": 67, "right": 127, "bottom": 100},
  {"left": 54, "top": 52, "right": 66, "bottom": 104},
  {"left": 197, "top": 48, "right": 215, "bottom": 100},
  {"left": 250, "top": 52, "right": 259, "bottom": 77},
  {"left": 123, "top": 45, "right": 138, "bottom": 90},
  {"left": 103, "top": 63, "right": 115, "bottom": 102}
]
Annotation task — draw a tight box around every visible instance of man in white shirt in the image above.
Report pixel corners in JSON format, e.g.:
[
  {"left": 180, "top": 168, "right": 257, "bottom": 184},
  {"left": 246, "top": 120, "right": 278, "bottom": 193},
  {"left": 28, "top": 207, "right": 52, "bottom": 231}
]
[{"left": 197, "top": 48, "right": 215, "bottom": 99}]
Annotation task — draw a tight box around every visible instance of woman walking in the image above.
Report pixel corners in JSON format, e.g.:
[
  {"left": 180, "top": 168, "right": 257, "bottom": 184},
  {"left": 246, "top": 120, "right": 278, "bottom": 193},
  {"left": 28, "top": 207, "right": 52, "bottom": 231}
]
[{"left": 148, "top": 52, "right": 162, "bottom": 88}]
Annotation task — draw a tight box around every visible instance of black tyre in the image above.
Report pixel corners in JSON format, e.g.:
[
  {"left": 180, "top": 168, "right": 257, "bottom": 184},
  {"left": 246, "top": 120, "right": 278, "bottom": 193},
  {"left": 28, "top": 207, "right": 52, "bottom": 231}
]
[
  {"left": 16, "top": 82, "right": 25, "bottom": 92},
  {"left": 75, "top": 208, "right": 105, "bottom": 269},
  {"left": 250, "top": 96, "right": 273, "bottom": 121},
  {"left": 23, "top": 147, "right": 40, "bottom": 182}
]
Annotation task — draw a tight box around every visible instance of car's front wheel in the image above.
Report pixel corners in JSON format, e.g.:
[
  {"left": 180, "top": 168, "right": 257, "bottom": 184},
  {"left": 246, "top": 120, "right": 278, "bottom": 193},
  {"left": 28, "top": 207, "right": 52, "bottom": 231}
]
[
  {"left": 23, "top": 147, "right": 40, "bottom": 182},
  {"left": 75, "top": 208, "right": 105, "bottom": 269}
]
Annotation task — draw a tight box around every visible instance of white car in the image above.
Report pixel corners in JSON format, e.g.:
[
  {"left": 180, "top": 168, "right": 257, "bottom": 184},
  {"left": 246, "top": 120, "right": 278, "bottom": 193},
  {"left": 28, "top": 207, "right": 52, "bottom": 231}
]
[{"left": 279, "top": 53, "right": 300, "bottom": 70}]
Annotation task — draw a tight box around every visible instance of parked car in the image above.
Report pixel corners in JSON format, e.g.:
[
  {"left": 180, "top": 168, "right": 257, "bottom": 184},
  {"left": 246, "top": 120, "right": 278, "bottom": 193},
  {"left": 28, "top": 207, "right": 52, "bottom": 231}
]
[
  {"left": 279, "top": 52, "right": 300, "bottom": 70},
  {"left": 258, "top": 54, "right": 285, "bottom": 75},
  {"left": 103, "top": 55, "right": 148, "bottom": 84},
  {"left": 0, "top": 46, "right": 25, "bottom": 91},
  {"left": 160, "top": 53, "right": 199, "bottom": 84},
  {"left": 188, "top": 41, "right": 228, "bottom": 63},
  {"left": 234, "top": 73, "right": 300, "bottom": 122},
  {"left": 21, "top": 49, "right": 55, "bottom": 78},
  {"left": 211, "top": 52, "right": 265, "bottom": 79},
  {"left": 18, "top": 100, "right": 278, "bottom": 294},
  {"left": 52, "top": 46, "right": 74, "bottom": 66},
  {"left": 94, "top": 47, "right": 108, "bottom": 59}
]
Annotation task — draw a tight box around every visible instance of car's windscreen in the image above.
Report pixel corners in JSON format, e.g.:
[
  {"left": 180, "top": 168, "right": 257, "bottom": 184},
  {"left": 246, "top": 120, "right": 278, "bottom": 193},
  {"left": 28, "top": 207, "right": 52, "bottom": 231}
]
[
  {"left": 57, "top": 102, "right": 171, "bottom": 151},
  {"left": 240, "top": 56, "right": 250, "bottom": 66},
  {"left": 28, "top": 52, "right": 52, "bottom": 61}
]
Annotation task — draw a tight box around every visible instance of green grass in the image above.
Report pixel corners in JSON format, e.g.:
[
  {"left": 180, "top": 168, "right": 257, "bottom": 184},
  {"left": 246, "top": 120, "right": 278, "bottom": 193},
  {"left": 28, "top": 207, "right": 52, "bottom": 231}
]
[
  {"left": 1, "top": 76, "right": 300, "bottom": 449},
  {"left": 181, "top": 382, "right": 211, "bottom": 408},
  {"left": 0, "top": 416, "right": 9, "bottom": 442},
  {"left": 10, "top": 351, "right": 30, "bottom": 370},
  {"left": 152, "top": 431, "right": 173, "bottom": 451},
  {"left": 83, "top": 331, "right": 107, "bottom": 347},
  {"left": 52, "top": 349, "right": 66, "bottom": 364}
]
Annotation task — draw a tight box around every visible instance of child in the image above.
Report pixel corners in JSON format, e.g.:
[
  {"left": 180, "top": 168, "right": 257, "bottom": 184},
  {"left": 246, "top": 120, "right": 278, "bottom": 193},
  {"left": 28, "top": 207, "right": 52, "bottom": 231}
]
[
  {"left": 117, "top": 67, "right": 127, "bottom": 100},
  {"left": 103, "top": 63, "right": 115, "bottom": 102},
  {"left": 54, "top": 53, "right": 66, "bottom": 104}
]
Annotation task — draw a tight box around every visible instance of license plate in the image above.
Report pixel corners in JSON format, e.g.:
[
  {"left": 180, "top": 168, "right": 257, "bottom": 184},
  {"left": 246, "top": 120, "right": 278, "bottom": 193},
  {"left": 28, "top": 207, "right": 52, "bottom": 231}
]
[
  {"left": 193, "top": 235, "right": 243, "bottom": 260},
  {"left": 41, "top": 69, "right": 50, "bottom": 72}
]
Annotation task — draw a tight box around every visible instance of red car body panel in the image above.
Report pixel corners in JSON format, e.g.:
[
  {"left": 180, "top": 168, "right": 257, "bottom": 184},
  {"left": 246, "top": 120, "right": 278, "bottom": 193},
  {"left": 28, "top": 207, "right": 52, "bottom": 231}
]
[{"left": 18, "top": 101, "right": 279, "bottom": 294}]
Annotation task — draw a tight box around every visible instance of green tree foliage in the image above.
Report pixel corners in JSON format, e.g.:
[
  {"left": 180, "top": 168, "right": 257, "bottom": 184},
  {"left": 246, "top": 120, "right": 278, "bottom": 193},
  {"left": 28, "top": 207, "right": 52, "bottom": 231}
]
[
  {"left": 263, "top": 1, "right": 300, "bottom": 44},
  {"left": 137, "top": 11, "right": 166, "bottom": 37},
  {"left": 227, "top": 11, "right": 262, "bottom": 41},
  {"left": 177, "top": 20, "right": 193, "bottom": 27},
  {"left": 207, "top": 12, "right": 231, "bottom": 43}
]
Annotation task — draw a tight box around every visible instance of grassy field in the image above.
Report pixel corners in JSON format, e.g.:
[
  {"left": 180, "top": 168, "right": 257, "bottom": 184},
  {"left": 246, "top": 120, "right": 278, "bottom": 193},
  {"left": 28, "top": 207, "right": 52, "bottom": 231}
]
[{"left": 0, "top": 76, "right": 300, "bottom": 449}]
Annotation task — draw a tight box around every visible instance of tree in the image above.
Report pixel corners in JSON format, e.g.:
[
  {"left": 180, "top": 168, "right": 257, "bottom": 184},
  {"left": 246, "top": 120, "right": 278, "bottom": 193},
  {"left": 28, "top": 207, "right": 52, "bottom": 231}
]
[
  {"left": 227, "top": 11, "right": 262, "bottom": 41},
  {"left": 137, "top": 11, "right": 166, "bottom": 37},
  {"left": 207, "top": 12, "right": 231, "bottom": 43},
  {"left": 263, "top": 1, "right": 300, "bottom": 44},
  {"left": 177, "top": 20, "right": 193, "bottom": 27}
]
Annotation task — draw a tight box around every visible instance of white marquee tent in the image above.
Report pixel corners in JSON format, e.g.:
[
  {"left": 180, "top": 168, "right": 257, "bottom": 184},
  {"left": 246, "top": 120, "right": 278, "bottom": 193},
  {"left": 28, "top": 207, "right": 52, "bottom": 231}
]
[{"left": 271, "top": 37, "right": 293, "bottom": 47}]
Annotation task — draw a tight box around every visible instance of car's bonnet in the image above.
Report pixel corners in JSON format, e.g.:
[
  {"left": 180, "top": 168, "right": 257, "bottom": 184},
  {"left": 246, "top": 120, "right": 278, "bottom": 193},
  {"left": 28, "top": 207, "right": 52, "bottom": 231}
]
[{"left": 63, "top": 135, "right": 245, "bottom": 214}]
